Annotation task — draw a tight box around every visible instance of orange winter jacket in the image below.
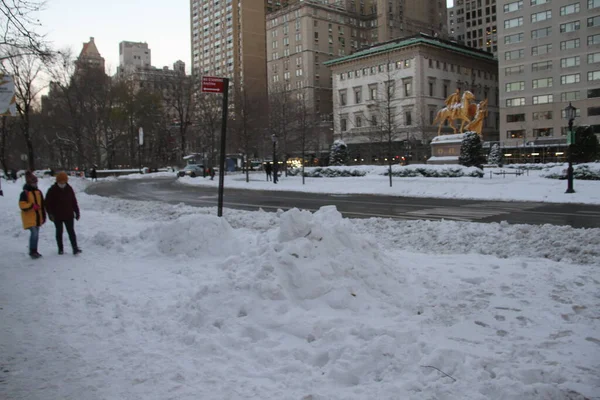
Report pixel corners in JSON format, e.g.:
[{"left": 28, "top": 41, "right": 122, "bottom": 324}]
[{"left": 19, "top": 184, "right": 46, "bottom": 229}]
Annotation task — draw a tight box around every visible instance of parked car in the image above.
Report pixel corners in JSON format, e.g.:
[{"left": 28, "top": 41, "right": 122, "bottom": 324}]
[{"left": 178, "top": 164, "right": 205, "bottom": 178}]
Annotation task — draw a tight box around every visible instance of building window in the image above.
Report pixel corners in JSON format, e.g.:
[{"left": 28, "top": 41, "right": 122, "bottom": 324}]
[
  {"left": 560, "top": 3, "right": 581, "bottom": 16},
  {"left": 560, "top": 21, "right": 581, "bottom": 32},
  {"left": 340, "top": 116, "right": 347, "bottom": 131},
  {"left": 405, "top": 110, "right": 412, "bottom": 125},
  {"left": 504, "top": 0, "right": 523, "bottom": 12},
  {"left": 589, "top": 88, "right": 600, "bottom": 97},
  {"left": 533, "top": 94, "right": 553, "bottom": 104},
  {"left": 589, "top": 70, "right": 600, "bottom": 80},
  {"left": 588, "top": 106, "right": 600, "bottom": 116},
  {"left": 531, "top": 0, "right": 549, "bottom": 5},
  {"left": 561, "top": 73, "right": 581, "bottom": 84},
  {"left": 371, "top": 115, "right": 378, "bottom": 126},
  {"left": 506, "top": 81, "right": 525, "bottom": 92},
  {"left": 443, "top": 84, "right": 448, "bottom": 98},
  {"left": 589, "top": 34, "right": 600, "bottom": 45},
  {"left": 429, "top": 81, "right": 434, "bottom": 96},
  {"left": 591, "top": 0, "right": 600, "bottom": 9},
  {"left": 505, "top": 65, "right": 524, "bottom": 75},
  {"left": 589, "top": 52, "right": 600, "bottom": 63},
  {"left": 531, "top": 26, "right": 552, "bottom": 39},
  {"left": 533, "top": 128, "right": 553, "bottom": 137},
  {"left": 560, "top": 38, "right": 580, "bottom": 50},
  {"left": 533, "top": 77, "right": 553, "bottom": 88},
  {"left": 505, "top": 49, "right": 524, "bottom": 60},
  {"left": 531, "top": 10, "right": 551, "bottom": 23},
  {"left": 532, "top": 44, "right": 552, "bottom": 55},
  {"left": 369, "top": 85, "right": 377, "bottom": 100},
  {"left": 561, "top": 91, "right": 580, "bottom": 101},
  {"left": 354, "top": 87, "right": 362, "bottom": 103},
  {"left": 355, "top": 113, "right": 362, "bottom": 128},
  {"left": 507, "top": 113, "right": 526, "bottom": 122},
  {"left": 561, "top": 56, "right": 581, "bottom": 68},
  {"left": 532, "top": 111, "right": 553, "bottom": 120},
  {"left": 507, "top": 130, "right": 525, "bottom": 138},
  {"left": 532, "top": 60, "right": 552, "bottom": 71},
  {"left": 589, "top": 15, "right": 600, "bottom": 27},
  {"left": 504, "top": 32, "right": 524, "bottom": 44},
  {"left": 506, "top": 97, "right": 526, "bottom": 107},
  {"left": 504, "top": 16, "right": 524, "bottom": 29},
  {"left": 339, "top": 90, "right": 347, "bottom": 106},
  {"left": 403, "top": 80, "right": 412, "bottom": 96}
]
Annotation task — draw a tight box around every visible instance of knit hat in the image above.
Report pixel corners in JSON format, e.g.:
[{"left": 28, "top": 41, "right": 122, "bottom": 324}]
[
  {"left": 56, "top": 171, "right": 69, "bottom": 183},
  {"left": 25, "top": 171, "right": 38, "bottom": 185}
]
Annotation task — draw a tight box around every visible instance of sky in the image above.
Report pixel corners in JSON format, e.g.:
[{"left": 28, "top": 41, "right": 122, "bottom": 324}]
[
  {"left": 39, "top": 0, "right": 192, "bottom": 73},
  {"left": 0, "top": 172, "right": 598, "bottom": 399}
]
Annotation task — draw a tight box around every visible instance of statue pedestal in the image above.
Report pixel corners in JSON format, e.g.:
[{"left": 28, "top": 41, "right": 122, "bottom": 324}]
[{"left": 428, "top": 133, "right": 466, "bottom": 165}]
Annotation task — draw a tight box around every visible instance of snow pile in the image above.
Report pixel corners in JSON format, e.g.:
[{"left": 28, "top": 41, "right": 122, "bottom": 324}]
[
  {"left": 1, "top": 179, "right": 599, "bottom": 399},
  {"left": 541, "top": 163, "right": 600, "bottom": 180}
]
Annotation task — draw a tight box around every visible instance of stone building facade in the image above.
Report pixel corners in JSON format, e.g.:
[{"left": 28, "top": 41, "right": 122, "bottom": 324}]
[{"left": 325, "top": 34, "right": 499, "bottom": 163}]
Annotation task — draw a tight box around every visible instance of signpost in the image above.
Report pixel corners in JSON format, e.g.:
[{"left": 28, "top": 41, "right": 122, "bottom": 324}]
[{"left": 202, "top": 76, "right": 229, "bottom": 217}]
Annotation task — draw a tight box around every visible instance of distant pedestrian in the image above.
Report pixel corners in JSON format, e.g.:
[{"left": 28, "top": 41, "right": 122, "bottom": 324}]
[
  {"left": 19, "top": 171, "right": 46, "bottom": 259},
  {"left": 11, "top": 169, "right": 17, "bottom": 182},
  {"left": 209, "top": 166, "right": 216, "bottom": 180},
  {"left": 90, "top": 166, "right": 98, "bottom": 182},
  {"left": 45, "top": 172, "right": 81, "bottom": 255},
  {"left": 265, "top": 162, "right": 272, "bottom": 181},
  {"left": 273, "top": 162, "right": 279, "bottom": 184}
]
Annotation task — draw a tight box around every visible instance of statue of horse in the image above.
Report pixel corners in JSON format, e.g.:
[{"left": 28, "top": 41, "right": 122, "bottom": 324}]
[
  {"left": 432, "top": 90, "right": 476, "bottom": 134},
  {"left": 465, "top": 98, "right": 488, "bottom": 135}
]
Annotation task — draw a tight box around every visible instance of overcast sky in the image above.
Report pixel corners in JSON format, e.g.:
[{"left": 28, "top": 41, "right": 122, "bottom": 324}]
[
  {"left": 39, "top": 0, "right": 454, "bottom": 75},
  {"left": 40, "top": 0, "right": 192, "bottom": 73}
]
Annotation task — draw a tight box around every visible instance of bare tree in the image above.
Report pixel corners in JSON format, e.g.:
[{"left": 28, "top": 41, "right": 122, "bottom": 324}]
[
  {"left": 3, "top": 53, "right": 44, "bottom": 170},
  {"left": 159, "top": 71, "right": 196, "bottom": 160},
  {"left": 268, "top": 83, "right": 296, "bottom": 176},
  {"left": 292, "top": 89, "right": 319, "bottom": 185},
  {"left": 0, "top": 0, "right": 52, "bottom": 61},
  {"left": 195, "top": 92, "right": 222, "bottom": 169},
  {"left": 233, "top": 83, "right": 266, "bottom": 182}
]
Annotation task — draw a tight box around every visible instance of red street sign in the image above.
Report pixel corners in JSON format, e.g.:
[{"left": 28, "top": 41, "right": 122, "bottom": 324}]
[{"left": 201, "top": 76, "right": 225, "bottom": 93}]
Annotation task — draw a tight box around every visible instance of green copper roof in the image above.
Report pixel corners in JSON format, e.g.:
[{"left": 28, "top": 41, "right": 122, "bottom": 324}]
[{"left": 323, "top": 36, "right": 497, "bottom": 67}]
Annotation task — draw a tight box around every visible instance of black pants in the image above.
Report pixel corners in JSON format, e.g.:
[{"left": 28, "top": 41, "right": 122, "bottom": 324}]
[{"left": 54, "top": 218, "right": 78, "bottom": 252}]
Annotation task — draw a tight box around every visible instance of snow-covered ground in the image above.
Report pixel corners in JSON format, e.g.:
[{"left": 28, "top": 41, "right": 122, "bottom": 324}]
[
  {"left": 170, "top": 164, "right": 600, "bottom": 205},
  {"left": 0, "top": 176, "right": 599, "bottom": 400}
]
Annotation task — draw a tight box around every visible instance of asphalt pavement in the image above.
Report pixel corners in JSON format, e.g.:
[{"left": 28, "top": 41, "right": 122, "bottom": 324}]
[{"left": 86, "top": 177, "right": 600, "bottom": 229}]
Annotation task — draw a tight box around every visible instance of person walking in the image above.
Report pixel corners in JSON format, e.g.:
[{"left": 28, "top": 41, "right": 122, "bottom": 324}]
[
  {"left": 45, "top": 172, "right": 82, "bottom": 255},
  {"left": 19, "top": 171, "right": 46, "bottom": 259},
  {"left": 265, "top": 162, "right": 272, "bottom": 181},
  {"left": 90, "top": 165, "right": 98, "bottom": 182}
]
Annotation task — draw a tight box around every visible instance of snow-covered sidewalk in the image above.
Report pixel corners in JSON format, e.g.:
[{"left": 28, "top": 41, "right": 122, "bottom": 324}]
[{"left": 0, "top": 177, "right": 598, "bottom": 400}]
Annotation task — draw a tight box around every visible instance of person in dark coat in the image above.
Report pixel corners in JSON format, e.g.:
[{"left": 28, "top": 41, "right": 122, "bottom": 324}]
[
  {"left": 265, "top": 162, "right": 272, "bottom": 181},
  {"left": 90, "top": 166, "right": 98, "bottom": 182},
  {"left": 19, "top": 171, "right": 46, "bottom": 259},
  {"left": 45, "top": 172, "right": 81, "bottom": 255}
]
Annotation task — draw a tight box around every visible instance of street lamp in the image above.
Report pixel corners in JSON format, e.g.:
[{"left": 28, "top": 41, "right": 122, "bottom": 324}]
[
  {"left": 271, "top": 134, "right": 278, "bottom": 184},
  {"left": 564, "top": 102, "right": 577, "bottom": 194}
]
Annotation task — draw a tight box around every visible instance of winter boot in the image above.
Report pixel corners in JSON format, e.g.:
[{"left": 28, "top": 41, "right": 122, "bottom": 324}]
[
  {"left": 30, "top": 251, "right": 42, "bottom": 259},
  {"left": 73, "top": 248, "right": 82, "bottom": 255}
]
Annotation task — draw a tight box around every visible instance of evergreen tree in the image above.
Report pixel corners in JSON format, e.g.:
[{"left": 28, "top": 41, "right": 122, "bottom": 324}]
[
  {"left": 329, "top": 139, "right": 349, "bottom": 166},
  {"left": 459, "top": 132, "right": 484, "bottom": 168},
  {"left": 571, "top": 125, "right": 600, "bottom": 163},
  {"left": 488, "top": 143, "right": 503, "bottom": 166}
]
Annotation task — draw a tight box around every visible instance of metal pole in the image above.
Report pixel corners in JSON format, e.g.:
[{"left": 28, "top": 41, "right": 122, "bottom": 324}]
[
  {"left": 217, "top": 78, "right": 229, "bottom": 217},
  {"left": 566, "top": 119, "right": 575, "bottom": 193},
  {"left": 272, "top": 137, "right": 278, "bottom": 184}
]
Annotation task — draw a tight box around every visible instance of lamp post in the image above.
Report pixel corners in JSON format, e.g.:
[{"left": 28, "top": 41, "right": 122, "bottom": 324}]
[
  {"left": 271, "top": 134, "right": 278, "bottom": 184},
  {"left": 564, "top": 102, "right": 577, "bottom": 194}
]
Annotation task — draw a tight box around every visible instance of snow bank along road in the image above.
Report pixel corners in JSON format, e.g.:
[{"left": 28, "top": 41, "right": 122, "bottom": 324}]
[{"left": 87, "top": 178, "right": 600, "bottom": 229}]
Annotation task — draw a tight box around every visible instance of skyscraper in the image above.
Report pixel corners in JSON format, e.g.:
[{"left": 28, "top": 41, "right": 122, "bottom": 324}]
[
  {"left": 190, "top": 0, "right": 267, "bottom": 95},
  {"left": 498, "top": 0, "right": 600, "bottom": 157},
  {"left": 447, "top": 0, "right": 499, "bottom": 56}
]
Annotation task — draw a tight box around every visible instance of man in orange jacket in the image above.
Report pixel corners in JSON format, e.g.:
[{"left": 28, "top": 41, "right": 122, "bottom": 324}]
[{"left": 19, "top": 171, "right": 46, "bottom": 259}]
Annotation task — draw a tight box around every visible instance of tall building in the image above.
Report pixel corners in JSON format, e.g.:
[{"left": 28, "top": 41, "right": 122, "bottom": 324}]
[
  {"left": 326, "top": 33, "right": 499, "bottom": 162},
  {"left": 266, "top": 0, "right": 449, "bottom": 125},
  {"left": 447, "top": 0, "right": 499, "bottom": 56},
  {"left": 119, "top": 41, "right": 151, "bottom": 69},
  {"left": 498, "top": 0, "right": 600, "bottom": 161},
  {"left": 190, "top": 0, "right": 267, "bottom": 94},
  {"left": 75, "top": 37, "right": 105, "bottom": 73}
]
